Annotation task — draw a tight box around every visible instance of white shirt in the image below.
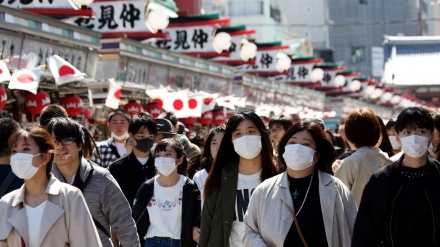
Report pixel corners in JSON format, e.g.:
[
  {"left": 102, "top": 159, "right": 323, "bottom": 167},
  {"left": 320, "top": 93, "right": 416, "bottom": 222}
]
[
  {"left": 114, "top": 142, "right": 127, "bottom": 157},
  {"left": 25, "top": 201, "right": 47, "bottom": 247},
  {"left": 229, "top": 170, "right": 262, "bottom": 247},
  {"left": 193, "top": 168, "right": 209, "bottom": 209},
  {"left": 136, "top": 156, "right": 149, "bottom": 165},
  {"left": 146, "top": 175, "right": 186, "bottom": 240}
]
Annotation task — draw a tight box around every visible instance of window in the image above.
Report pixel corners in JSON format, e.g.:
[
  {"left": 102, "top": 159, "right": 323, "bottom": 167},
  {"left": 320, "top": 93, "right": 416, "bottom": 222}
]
[{"left": 351, "top": 46, "right": 365, "bottom": 63}]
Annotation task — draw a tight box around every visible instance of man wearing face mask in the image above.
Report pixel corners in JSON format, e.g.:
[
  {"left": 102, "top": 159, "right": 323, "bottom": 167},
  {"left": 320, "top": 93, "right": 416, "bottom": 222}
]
[
  {"left": 108, "top": 113, "right": 157, "bottom": 207},
  {"left": 353, "top": 106, "right": 440, "bottom": 247},
  {"left": 0, "top": 118, "right": 21, "bottom": 198},
  {"left": 92, "top": 110, "right": 131, "bottom": 168}
]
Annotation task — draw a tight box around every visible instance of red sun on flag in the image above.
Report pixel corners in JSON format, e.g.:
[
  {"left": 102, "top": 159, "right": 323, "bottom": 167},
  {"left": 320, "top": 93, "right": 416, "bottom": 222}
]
[
  {"left": 0, "top": 69, "right": 3, "bottom": 74},
  {"left": 173, "top": 99, "right": 184, "bottom": 110},
  {"left": 17, "top": 74, "right": 35, "bottom": 83},
  {"left": 188, "top": 98, "right": 198, "bottom": 109},
  {"left": 154, "top": 98, "right": 163, "bottom": 107},
  {"left": 59, "top": 65, "right": 75, "bottom": 76},
  {"left": 204, "top": 97, "right": 214, "bottom": 105},
  {"left": 114, "top": 89, "right": 122, "bottom": 99}
]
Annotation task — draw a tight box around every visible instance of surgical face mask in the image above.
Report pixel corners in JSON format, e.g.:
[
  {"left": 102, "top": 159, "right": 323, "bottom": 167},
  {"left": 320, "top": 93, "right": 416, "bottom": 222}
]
[
  {"left": 400, "top": 135, "right": 430, "bottom": 158},
  {"left": 134, "top": 138, "right": 154, "bottom": 153},
  {"left": 388, "top": 136, "right": 401, "bottom": 150},
  {"left": 155, "top": 157, "right": 177, "bottom": 176},
  {"left": 232, "top": 135, "right": 262, "bottom": 160},
  {"left": 10, "top": 153, "right": 42, "bottom": 179},
  {"left": 112, "top": 132, "right": 129, "bottom": 141},
  {"left": 282, "top": 144, "right": 315, "bottom": 171}
]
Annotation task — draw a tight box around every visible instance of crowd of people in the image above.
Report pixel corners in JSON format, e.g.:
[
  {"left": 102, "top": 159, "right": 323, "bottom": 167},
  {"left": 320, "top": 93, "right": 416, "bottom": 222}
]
[{"left": 1, "top": 104, "right": 440, "bottom": 247}]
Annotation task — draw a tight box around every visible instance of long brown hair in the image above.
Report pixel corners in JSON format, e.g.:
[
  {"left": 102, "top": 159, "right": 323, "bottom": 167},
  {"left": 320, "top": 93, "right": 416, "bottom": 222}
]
[{"left": 203, "top": 111, "right": 278, "bottom": 198}]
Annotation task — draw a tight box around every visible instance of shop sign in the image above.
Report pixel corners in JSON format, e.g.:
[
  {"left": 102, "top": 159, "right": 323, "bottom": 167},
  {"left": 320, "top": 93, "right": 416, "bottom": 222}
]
[
  {"left": 147, "top": 64, "right": 168, "bottom": 89},
  {"left": 152, "top": 25, "right": 215, "bottom": 53},
  {"left": 119, "top": 59, "right": 150, "bottom": 85},
  {"left": 68, "top": 1, "right": 146, "bottom": 33},
  {"left": 0, "top": 0, "right": 72, "bottom": 8},
  {"left": 272, "top": 63, "right": 314, "bottom": 83}
]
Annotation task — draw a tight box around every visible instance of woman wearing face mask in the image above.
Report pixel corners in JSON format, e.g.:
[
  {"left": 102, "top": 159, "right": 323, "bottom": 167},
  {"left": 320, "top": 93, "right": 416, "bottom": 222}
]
[
  {"left": 199, "top": 111, "right": 278, "bottom": 247},
  {"left": 46, "top": 117, "right": 140, "bottom": 247},
  {"left": 132, "top": 138, "right": 201, "bottom": 247},
  {"left": 353, "top": 107, "right": 440, "bottom": 246},
  {"left": 243, "top": 120, "right": 357, "bottom": 247},
  {"left": 0, "top": 127, "right": 102, "bottom": 247},
  {"left": 333, "top": 108, "right": 393, "bottom": 207},
  {"left": 190, "top": 125, "right": 226, "bottom": 208}
]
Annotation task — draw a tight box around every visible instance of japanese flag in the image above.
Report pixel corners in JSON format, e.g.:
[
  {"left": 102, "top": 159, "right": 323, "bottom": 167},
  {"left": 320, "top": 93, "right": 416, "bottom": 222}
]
[
  {"left": 0, "top": 61, "right": 11, "bottom": 83},
  {"left": 233, "top": 97, "right": 247, "bottom": 108},
  {"left": 146, "top": 88, "right": 169, "bottom": 109},
  {"left": 201, "top": 93, "right": 218, "bottom": 113},
  {"left": 105, "top": 79, "right": 122, "bottom": 109},
  {"left": 216, "top": 96, "right": 236, "bottom": 110},
  {"left": 8, "top": 68, "right": 41, "bottom": 94},
  {"left": 48, "top": 55, "right": 84, "bottom": 86}
]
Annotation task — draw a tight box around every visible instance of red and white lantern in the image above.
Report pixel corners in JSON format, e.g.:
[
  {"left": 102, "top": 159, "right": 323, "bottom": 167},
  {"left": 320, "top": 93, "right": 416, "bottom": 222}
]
[
  {"left": 25, "top": 91, "right": 50, "bottom": 115},
  {"left": 180, "top": 117, "right": 197, "bottom": 125},
  {"left": 0, "top": 87, "right": 7, "bottom": 110},
  {"left": 199, "top": 111, "right": 213, "bottom": 125},
  {"left": 123, "top": 101, "right": 143, "bottom": 117},
  {"left": 212, "top": 110, "right": 225, "bottom": 126},
  {"left": 60, "top": 95, "right": 83, "bottom": 117},
  {"left": 145, "top": 102, "right": 163, "bottom": 118}
]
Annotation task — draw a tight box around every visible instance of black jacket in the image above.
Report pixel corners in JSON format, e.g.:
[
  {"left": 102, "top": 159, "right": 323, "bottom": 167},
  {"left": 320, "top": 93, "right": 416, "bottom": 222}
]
[
  {"left": 108, "top": 152, "right": 156, "bottom": 207},
  {"left": 352, "top": 156, "right": 440, "bottom": 246},
  {"left": 132, "top": 176, "right": 201, "bottom": 247}
]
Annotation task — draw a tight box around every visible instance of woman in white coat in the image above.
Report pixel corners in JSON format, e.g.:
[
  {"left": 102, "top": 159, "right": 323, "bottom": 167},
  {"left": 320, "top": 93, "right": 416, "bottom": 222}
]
[
  {"left": 0, "top": 127, "right": 102, "bottom": 247},
  {"left": 243, "top": 120, "right": 357, "bottom": 247}
]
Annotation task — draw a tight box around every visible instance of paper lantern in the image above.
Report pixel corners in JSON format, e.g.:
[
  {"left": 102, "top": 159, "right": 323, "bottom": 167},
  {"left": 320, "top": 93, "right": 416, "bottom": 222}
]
[
  {"left": 212, "top": 110, "right": 225, "bottom": 126},
  {"left": 145, "top": 102, "right": 163, "bottom": 118},
  {"left": 146, "top": 9, "right": 169, "bottom": 33},
  {"left": 0, "top": 87, "right": 7, "bottom": 110},
  {"left": 124, "top": 101, "right": 143, "bottom": 117},
  {"left": 199, "top": 111, "right": 213, "bottom": 125},
  {"left": 180, "top": 117, "right": 197, "bottom": 125},
  {"left": 240, "top": 42, "right": 257, "bottom": 61},
  {"left": 311, "top": 68, "right": 324, "bottom": 82},
  {"left": 60, "top": 95, "right": 83, "bottom": 117},
  {"left": 213, "top": 32, "right": 232, "bottom": 53},
  {"left": 25, "top": 91, "right": 50, "bottom": 115}
]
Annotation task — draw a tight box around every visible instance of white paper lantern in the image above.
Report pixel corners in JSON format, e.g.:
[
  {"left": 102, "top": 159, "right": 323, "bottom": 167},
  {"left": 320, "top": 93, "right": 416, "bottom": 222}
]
[
  {"left": 311, "top": 68, "right": 324, "bottom": 82},
  {"left": 370, "top": 88, "right": 384, "bottom": 99},
  {"left": 276, "top": 53, "right": 291, "bottom": 72},
  {"left": 146, "top": 9, "right": 169, "bottom": 33},
  {"left": 213, "top": 32, "right": 232, "bottom": 53},
  {"left": 240, "top": 42, "right": 257, "bottom": 61},
  {"left": 349, "top": 80, "right": 361, "bottom": 91},
  {"left": 364, "top": 85, "right": 376, "bottom": 96},
  {"left": 334, "top": 75, "right": 346, "bottom": 87},
  {"left": 390, "top": 95, "right": 401, "bottom": 104},
  {"left": 71, "top": 0, "right": 94, "bottom": 5},
  {"left": 380, "top": 92, "right": 393, "bottom": 103}
]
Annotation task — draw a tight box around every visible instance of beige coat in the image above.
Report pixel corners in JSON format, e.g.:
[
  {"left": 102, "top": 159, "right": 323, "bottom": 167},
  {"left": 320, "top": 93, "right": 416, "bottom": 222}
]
[
  {"left": 0, "top": 175, "right": 102, "bottom": 247},
  {"left": 243, "top": 171, "right": 357, "bottom": 247},
  {"left": 335, "top": 146, "right": 392, "bottom": 206}
]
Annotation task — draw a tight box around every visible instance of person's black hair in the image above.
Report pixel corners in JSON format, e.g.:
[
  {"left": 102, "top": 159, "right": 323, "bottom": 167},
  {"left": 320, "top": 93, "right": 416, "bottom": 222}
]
[
  {"left": 46, "top": 117, "right": 99, "bottom": 159},
  {"left": 433, "top": 112, "right": 440, "bottom": 156},
  {"left": 278, "top": 120, "right": 336, "bottom": 173},
  {"left": 39, "top": 104, "right": 68, "bottom": 127},
  {"left": 385, "top": 119, "right": 396, "bottom": 131},
  {"left": 268, "top": 114, "right": 293, "bottom": 131},
  {"left": 155, "top": 137, "right": 188, "bottom": 176},
  {"left": 189, "top": 133, "right": 205, "bottom": 149},
  {"left": 107, "top": 110, "right": 131, "bottom": 122},
  {"left": 159, "top": 111, "right": 178, "bottom": 127},
  {"left": 395, "top": 107, "right": 434, "bottom": 134},
  {"left": 204, "top": 111, "right": 278, "bottom": 198},
  {"left": 0, "top": 118, "right": 21, "bottom": 157},
  {"left": 376, "top": 116, "right": 396, "bottom": 157},
  {"left": 128, "top": 112, "right": 157, "bottom": 136}
]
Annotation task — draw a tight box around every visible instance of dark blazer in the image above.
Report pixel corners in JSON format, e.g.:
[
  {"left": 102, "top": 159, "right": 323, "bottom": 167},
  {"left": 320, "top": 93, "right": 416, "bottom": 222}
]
[
  {"left": 198, "top": 163, "right": 238, "bottom": 247},
  {"left": 132, "top": 176, "right": 201, "bottom": 247},
  {"left": 352, "top": 156, "right": 440, "bottom": 246}
]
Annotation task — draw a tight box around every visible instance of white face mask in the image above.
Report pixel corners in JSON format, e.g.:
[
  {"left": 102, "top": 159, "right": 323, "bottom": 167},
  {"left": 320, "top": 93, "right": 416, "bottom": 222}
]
[
  {"left": 400, "top": 135, "right": 430, "bottom": 158},
  {"left": 389, "top": 136, "right": 401, "bottom": 150},
  {"left": 112, "top": 132, "right": 129, "bottom": 141},
  {"left": 232, "top": 135, "right": 262, "bottom": 160},
  {"left": 155, "top": 157, "right": 177, "bottom": 176},
  {"left": 10, "top": 153, "right": 42, "bottom": 179},
  {"left": 282, "top": 144, "right": 315, "bottom": 171}
]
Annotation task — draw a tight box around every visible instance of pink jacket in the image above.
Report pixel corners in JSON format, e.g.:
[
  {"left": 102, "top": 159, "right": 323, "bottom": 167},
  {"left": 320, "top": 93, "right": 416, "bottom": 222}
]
[{"left": 0, "top": 175, "right": 102, "bottom": 247}]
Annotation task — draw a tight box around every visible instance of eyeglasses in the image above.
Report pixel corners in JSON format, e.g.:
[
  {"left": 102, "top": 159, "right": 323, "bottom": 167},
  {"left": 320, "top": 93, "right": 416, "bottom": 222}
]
[{"left": 54, "top": 137, "right": 76, "bottom": 146}]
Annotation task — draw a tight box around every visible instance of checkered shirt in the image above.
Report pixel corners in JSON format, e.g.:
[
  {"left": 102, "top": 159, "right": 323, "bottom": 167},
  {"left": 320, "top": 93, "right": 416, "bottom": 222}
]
[{"left": 92, "top": 138, "right": 121, "bottom": 168}]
